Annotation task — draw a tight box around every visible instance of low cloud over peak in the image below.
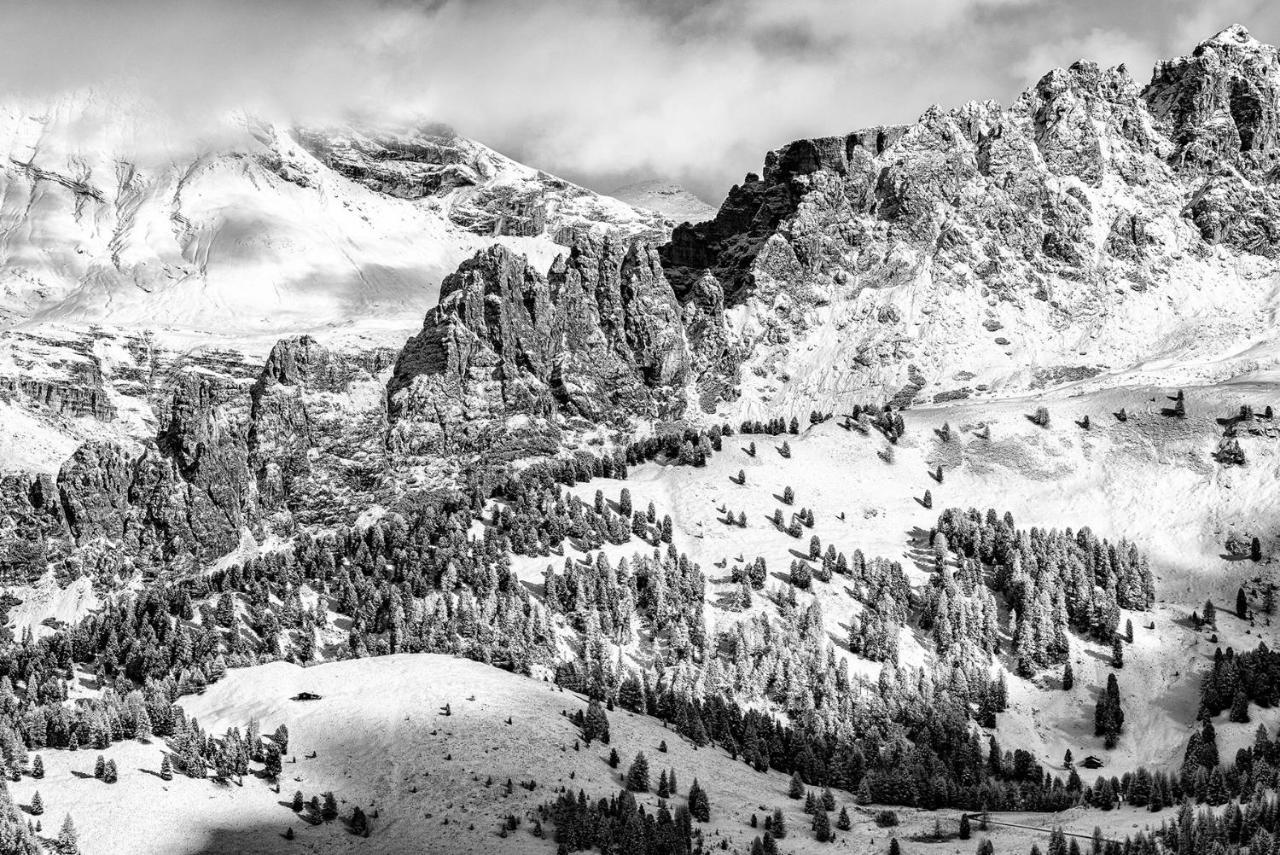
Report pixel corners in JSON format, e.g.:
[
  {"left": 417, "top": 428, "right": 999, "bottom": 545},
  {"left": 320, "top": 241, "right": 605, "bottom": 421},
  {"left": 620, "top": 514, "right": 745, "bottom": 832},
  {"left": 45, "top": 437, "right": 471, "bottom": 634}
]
[{"left": 5, "top": 0, "right": 1279, "bottom": 203}]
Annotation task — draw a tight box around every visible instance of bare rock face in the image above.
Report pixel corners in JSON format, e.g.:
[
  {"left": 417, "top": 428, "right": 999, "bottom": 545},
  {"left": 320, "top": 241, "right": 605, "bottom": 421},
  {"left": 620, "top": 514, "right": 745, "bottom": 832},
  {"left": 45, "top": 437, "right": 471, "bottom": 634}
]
[
  {"left": 387, "top": 238, "right": 695, "bottom": 461},
  {"left": 20, "top": 370, "right": 258, "bottom": 566},
  {"left": 249, "top": 336, "right": 394, "bottom": 525}
]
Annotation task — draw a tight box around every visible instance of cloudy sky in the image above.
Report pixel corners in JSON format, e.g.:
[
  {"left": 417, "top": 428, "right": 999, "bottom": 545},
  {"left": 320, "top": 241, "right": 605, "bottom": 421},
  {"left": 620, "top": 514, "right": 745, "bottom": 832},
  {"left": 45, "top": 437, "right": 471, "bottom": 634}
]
[{"left": 4, "top": 0, "right": 1279, "bottom": 203}]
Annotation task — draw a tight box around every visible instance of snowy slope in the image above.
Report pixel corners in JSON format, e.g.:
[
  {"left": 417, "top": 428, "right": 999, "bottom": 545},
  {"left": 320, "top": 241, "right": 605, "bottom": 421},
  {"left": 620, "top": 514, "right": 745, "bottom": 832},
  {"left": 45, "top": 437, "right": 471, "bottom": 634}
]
[
  {"left": 11, "top": 654, "right": 1139, "bottom": 855},
  {"left": 608, "top": 180, "right": 718, "bottom": 226}
]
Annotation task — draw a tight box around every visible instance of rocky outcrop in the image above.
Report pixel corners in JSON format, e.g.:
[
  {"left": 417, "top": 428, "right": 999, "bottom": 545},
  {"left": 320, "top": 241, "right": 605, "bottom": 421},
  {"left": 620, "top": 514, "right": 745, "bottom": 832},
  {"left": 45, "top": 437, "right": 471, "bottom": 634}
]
[
  {"left": 387, "top": 238, "right": 702, "bottom": 460},
  {"left": 249, "top": 336, "right": 394, "bottom": 525}
]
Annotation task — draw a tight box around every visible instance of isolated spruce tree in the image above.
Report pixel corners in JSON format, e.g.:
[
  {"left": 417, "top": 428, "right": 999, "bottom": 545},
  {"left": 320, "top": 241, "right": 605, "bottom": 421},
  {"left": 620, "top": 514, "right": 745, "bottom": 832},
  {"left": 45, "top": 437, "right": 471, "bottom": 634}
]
[
  {"left": 625, "top": 752, "right": 650, "bottom": 792},
  {"left": 29, "top": 791, "right": 42, "bottom": 816},
  {"left": 782, "top": 486, "right": 794, "bottom": 505},
  {"left": 1094, "top": 673, "right": 1125, "bottom": 748},
  {"left": 656, "top": 769, "right": 670, "bottom": 798},
  {"left": 809, "top": 536, "right": 821, "bottom": 560},
  {"left": 292, "top": 790, "right": 305, "bottom": 812},
  {"left": 959, "top": 813, "right": 971, "bottom": 839},
  {"left": 160, "top": 754, "right": 173, "bottom": 782},
  {"left": 1236, "top": 587, "right": 1249, "bottom": 619},
  {"left": 836, "top": 806, "right": 851, "bottom": 831},
  {"left": 94, "top": 755, "right": 105, "bottom": 780},
  {"left": 1110, "top": 637, "right": 1124, "bottom": 668},
  {"left": 813, "top": 808, "right": 831, "bottom": 842},
  {"left": 582, "top": 699, "right": 610, "bottom": 745},
  {"left": 661, "top": 516, "right": 673, "bottom": 544},
  {"left": 772, "top": 808, "right": 787, "bottom": 838},
  {"left": 608, "top": 748, "right": 620, "bottom": 768},
  {"left": 688, "top": 779, "right": 710, "bottom": 822},
  {"left": 58, "top": 814, "right": 79, "bottom": 855},
  {"left": 322, "top": 792, "right": 338, "bottom": 821},
  {"left": 32, "top": 755, "right": 43, "bottom": 779},
  {"left": 350, "top": 807, "right": 369, "bottom": 837},
  {"left": 104, "top": 760, "right": 118, "bottom": 784},
  {"left": 1063, "top": 661, "right": 1074, "bottom": 691},
  {"left": 1203, "top": 599, "right": 1217, "bottom": 628},
  {"left": 1252, "top": 537, "right": 1263, "bottom": 562},
  {"left": 922, "top": 489, "right": 932, "bottom": 509}
]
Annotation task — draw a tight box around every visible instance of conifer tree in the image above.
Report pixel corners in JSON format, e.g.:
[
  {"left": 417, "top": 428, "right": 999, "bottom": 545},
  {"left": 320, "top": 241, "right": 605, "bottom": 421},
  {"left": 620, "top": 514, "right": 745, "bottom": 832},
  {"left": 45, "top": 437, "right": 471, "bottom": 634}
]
[
  {"left": 608, "top": 748, "right": 619, "bottom": 768},
  {"left": 813, "top": 808, "right": 831, "bottom": 842},
  {"left": 625, "top": 752, "right": 650, "bottom": 792},
  {"left": 104, "top": 760, "right": 117, "bottom": 784},
  {"left": 688, "top": 778, "right": 710, "bottom": 822},
  {"left": 959, "top": 813, "right": 971, "bottom": 839},
  {"left": 29, "top": 791, "right": 42, "bottom": 816},
  {"left": 788, "top": 772, "right": 804, "bottom": 799},
  {"left": 782, "top": 486, "right": 794, "bottom": 505},
  {"left": 772, "top": 808, "right": 787, "bottom": 838},
  {"left": 1110, "top": 637, "right": 1124, "bottom": 668},
  {"left": 1236, "top": 587, "right": 1248, "bottom": 619},
  {"left": 657, "top": 769, "right": 669, "bottom": 798},
  {"left": 292, "top": 790, "right": 305, "bottom": 812},
  {"left": 58, "top": 814, "right": 79, "bottom": 855},
  {"left": 836, "top": 806, "right": 851, "bottom": 831},
  {"left": 32, "top": 755, "right": 43, "bottom": 779},
  {"left": 1251, "top": 537, "right": 1263, "bottom": 562},
  {"left": 1063, "top": 661, "right": 1074, "bottom": 691},
  {"left": 94, "top": 755, "right": 105, "bottom": 780},
  {"left": 160, "top": 754, "right": 173, "bottom": 782}
]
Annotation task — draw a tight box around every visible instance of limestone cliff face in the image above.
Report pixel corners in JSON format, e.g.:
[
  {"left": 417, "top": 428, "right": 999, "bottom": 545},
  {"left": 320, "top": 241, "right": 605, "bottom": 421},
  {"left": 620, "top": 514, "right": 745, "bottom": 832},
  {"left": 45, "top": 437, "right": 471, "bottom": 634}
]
[
  {"left": 2, "top": 371, "right": 256, "bottom": 568},
  {"left": 386, "top": 238, "right": 698, "bottom": 461},
  {"left": 249, "top": 335, "right": 394, "bottom": 526},
  {"left": 661, "top": 25, "right": 1280, "bottom": 411}
]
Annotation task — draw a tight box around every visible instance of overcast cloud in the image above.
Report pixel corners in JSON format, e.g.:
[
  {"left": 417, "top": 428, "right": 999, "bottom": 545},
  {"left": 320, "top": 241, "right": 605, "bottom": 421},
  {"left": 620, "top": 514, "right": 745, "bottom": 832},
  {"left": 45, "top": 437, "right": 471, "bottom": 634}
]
[{"left": 3, "top": 0, "right": 1279, "bottom": 203}]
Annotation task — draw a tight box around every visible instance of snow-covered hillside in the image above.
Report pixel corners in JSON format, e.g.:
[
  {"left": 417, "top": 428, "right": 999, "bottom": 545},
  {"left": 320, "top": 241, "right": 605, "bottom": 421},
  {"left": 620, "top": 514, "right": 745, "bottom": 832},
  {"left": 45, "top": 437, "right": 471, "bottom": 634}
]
[
  {"left": 12, "top": 655, "right": 1156, "bottom": 855},
  {"left": 608, "top": 181, "right": 718, "bottom": 226}
]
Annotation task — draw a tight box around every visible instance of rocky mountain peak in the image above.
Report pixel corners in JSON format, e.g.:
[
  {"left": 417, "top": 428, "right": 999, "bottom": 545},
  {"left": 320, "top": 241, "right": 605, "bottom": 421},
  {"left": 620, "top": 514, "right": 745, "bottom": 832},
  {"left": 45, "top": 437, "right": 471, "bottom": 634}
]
[{"left": 1143, "top": 23, "right": 1280, "bottom": 172}]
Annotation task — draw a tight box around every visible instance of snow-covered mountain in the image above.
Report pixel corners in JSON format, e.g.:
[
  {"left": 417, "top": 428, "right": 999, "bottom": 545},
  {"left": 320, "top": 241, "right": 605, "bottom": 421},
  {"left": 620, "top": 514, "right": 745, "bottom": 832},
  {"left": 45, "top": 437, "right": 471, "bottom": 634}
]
[
  {"left": 0, "top": 92, "right": 665, "bottom": 343},
  {"left": 663, "top": 23, "right": 1280, "bottom": 416},
  {"left": 608, "top": 179, "right": 718, "bottom": 225},
  {"left": 6, "top": 24, "right": 1280, "bottom": 855}
]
